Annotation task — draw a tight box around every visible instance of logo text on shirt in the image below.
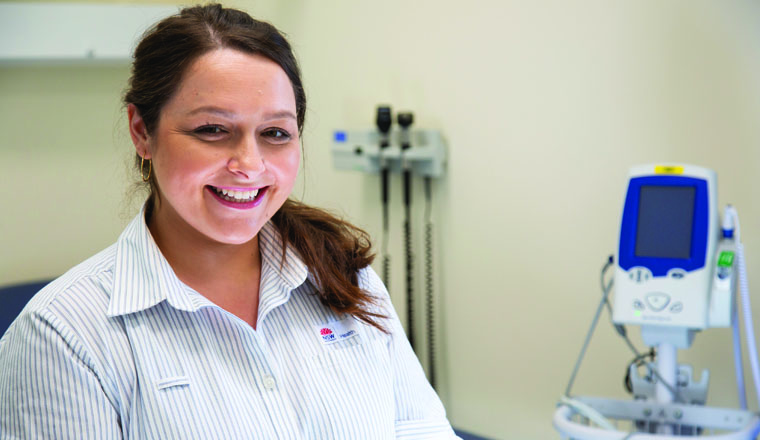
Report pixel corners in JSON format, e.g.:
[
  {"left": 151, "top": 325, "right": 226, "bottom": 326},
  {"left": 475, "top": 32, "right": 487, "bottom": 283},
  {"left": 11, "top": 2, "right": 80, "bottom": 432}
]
[{"left": 314, "top": 318, "right": 360, "bottom": 345}]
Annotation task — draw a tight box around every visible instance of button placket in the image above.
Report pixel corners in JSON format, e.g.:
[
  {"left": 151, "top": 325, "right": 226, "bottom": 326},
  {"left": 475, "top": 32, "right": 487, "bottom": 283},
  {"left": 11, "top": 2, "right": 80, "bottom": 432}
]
[{"left": 251, "top": 326, "right": 279, "bottom": 392}]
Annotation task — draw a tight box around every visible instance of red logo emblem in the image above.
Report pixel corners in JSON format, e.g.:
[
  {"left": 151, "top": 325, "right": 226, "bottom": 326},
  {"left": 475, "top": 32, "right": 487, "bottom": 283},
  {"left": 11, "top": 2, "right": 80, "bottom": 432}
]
[{"left": 320, "top": 328, "right": 333, "bottom": 336}]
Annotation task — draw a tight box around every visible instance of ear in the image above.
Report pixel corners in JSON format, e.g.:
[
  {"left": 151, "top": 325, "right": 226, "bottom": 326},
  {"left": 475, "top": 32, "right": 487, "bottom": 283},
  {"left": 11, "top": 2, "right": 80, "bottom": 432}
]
[{"left": 128, "top": 104, "right": 152, "bottom": 159}]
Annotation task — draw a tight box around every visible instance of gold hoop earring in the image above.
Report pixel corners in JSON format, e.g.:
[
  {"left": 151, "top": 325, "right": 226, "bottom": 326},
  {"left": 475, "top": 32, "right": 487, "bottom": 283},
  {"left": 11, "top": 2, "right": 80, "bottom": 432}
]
[{"left": 140, "top": 156, "right": 152, "bottom": 182}]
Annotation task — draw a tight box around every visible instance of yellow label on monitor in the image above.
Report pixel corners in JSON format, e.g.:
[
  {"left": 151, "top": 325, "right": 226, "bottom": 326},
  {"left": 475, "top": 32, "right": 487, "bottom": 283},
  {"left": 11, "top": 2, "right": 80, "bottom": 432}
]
[{"left": 654, "top": 165, "right": 684, "bottom": 175}]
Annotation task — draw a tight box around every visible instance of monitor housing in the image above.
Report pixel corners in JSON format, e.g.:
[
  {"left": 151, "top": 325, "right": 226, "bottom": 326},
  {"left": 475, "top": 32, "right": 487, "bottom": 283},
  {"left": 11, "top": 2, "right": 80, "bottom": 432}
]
[{"left": 613, "top": 164, "right": 718, "bottom": 337}]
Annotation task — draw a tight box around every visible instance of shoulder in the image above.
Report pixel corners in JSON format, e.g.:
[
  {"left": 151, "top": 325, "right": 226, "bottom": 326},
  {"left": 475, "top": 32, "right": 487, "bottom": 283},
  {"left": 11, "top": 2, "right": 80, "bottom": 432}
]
[
  {"left": 356, "top": 265, "right": 387, "bottom": 298},
  {"left": 0, "top": 240, "right": 133, "bottom": 386},
  {"left": 0, "top": 244, "right": 136, "bottom": 430},
  {"left": 21, "top": 244, "right": 117, "bottom": 321},
  {"left": 355, "top": 265, "right": 405, "bottom": 335},
  {"left": 0, "top": 243, "right": 123, "bottom": 371}
]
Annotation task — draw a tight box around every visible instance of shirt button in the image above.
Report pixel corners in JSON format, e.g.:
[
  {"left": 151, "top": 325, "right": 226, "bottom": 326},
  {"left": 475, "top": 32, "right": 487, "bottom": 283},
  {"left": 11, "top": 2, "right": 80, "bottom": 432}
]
[{"left": 263, "top": 375, "right": 276, "bottom": 390}]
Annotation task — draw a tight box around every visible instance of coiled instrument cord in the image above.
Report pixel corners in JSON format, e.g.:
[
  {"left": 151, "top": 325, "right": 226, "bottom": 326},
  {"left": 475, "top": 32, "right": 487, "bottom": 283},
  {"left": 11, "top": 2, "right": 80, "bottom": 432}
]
[
  {"left": 424, "top": 176, "right": 436, "bottom": 390},
  {"left": 398, "top": 112, "right": 415, "bottom": 352}
]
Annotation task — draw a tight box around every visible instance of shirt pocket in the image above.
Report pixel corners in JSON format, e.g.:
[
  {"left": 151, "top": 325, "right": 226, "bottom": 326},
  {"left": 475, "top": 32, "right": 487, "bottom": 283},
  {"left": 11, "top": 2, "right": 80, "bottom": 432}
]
[
  {"left": 148, "top": 373, "right": 196, "bottom": 412},
  {"left": 310, "top": 333, "right": 390, "bottom": 375},
  {"left": 155, "top": 375, "right": 191, "bottom": 391}
]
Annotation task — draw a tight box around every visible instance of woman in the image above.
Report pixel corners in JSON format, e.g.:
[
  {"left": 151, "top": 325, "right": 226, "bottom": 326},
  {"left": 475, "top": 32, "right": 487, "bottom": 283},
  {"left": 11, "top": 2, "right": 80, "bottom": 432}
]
[{"left": 0, "top": 4, "right": 457, "bottom": 439}]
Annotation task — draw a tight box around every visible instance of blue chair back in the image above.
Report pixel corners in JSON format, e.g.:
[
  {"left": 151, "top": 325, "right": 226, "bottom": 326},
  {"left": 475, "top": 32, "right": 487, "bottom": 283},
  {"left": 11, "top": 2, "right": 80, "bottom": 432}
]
[
  {"left": 0, "top": 280, "right": 51, "bottom": 337},
  {"left": 453, "top": 429, "right": 493, "bottom": 440}
]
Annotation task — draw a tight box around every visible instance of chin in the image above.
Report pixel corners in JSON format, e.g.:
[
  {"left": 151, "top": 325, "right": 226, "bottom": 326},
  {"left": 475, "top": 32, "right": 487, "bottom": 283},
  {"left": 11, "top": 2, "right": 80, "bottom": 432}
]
[
  {"left": 208, "top": 227, "right": 261, "bottom": 245},
  {"left": 213, "top": 231, "right": 259, "bottom": 245}
]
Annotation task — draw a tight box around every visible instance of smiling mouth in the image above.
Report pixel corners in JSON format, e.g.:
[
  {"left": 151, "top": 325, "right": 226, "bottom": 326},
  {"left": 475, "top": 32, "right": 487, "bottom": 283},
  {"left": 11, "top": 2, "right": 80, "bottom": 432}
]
[{"left": 208, "top": 186, "right": 265, "bottom": 203}]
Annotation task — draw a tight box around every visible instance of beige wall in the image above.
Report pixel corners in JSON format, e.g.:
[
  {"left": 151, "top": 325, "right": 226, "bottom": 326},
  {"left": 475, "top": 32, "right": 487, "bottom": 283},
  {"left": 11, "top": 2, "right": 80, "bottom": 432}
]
[{"left": 2, "top": 1, "right": 760, "bottom": 438}]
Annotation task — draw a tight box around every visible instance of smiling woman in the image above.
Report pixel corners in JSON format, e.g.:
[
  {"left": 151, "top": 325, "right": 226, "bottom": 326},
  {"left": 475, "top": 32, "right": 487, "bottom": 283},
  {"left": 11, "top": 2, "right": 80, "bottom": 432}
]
[{"left": 0, "top": 4, "right": 457, "bottom": 439}]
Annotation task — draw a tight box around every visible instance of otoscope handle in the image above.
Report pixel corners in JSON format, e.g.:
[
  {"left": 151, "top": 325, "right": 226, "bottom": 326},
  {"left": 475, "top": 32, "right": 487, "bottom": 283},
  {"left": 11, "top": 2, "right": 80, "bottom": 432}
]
[
  {"left": 382, "top": 168, "right": 390, "bottom": 205},
  {"left": 403, "top": 170, "right": 411, "bottom": 206}
]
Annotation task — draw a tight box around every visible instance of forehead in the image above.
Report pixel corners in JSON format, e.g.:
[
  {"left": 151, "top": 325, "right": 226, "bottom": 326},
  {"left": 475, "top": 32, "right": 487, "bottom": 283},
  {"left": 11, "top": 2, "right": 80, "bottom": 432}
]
[{"left": 166, "top": 48, "right": 296, "bottom": 116}]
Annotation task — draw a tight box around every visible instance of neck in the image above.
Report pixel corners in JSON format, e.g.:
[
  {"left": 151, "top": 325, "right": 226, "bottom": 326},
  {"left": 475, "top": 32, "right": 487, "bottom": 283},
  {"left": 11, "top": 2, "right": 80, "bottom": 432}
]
[{"left": 146, "top": 200, "right": 262, "bottom": 327}]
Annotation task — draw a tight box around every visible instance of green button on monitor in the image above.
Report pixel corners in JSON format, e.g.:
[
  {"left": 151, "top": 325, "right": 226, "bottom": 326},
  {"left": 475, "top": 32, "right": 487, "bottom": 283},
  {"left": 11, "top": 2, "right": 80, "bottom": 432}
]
[{"left": 718, "top": 251, "right": 735, "bottom": 267}]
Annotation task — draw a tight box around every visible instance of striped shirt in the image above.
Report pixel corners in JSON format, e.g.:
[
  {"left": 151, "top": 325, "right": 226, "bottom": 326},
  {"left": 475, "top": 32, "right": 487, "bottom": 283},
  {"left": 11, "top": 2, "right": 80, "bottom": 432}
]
[{"left": 0, "top": 210, "right": 457, "bottom": 439}]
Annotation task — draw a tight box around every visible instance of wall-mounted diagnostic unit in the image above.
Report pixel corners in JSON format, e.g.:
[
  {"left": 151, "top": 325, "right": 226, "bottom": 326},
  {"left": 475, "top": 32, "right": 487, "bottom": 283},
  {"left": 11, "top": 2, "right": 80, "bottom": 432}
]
[
  {"left": 332, "top": 113, "right": 446, "bottom": 390},
  {"left": 332, "top": 129, "right": 446, "bottom": 178}
]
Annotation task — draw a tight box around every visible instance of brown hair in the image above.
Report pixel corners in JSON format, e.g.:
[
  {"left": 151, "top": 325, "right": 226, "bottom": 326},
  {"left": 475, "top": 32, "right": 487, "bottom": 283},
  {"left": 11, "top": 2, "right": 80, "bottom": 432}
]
[{"left": 124, "top": 4, "right": 386, "bottom": 330}]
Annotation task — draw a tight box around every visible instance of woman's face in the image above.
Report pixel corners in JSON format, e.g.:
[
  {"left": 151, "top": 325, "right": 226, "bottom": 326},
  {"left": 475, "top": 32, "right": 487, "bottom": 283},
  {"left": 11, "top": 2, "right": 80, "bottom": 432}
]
[{"left": 129, "top": 48, "right": 301, "bottom": 245}]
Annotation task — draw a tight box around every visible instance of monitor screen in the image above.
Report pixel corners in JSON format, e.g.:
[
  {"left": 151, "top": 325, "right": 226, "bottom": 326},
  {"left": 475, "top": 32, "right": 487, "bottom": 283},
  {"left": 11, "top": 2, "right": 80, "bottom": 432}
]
[{"left": 634, "top": 185, "right": 696, "bottom": 259}]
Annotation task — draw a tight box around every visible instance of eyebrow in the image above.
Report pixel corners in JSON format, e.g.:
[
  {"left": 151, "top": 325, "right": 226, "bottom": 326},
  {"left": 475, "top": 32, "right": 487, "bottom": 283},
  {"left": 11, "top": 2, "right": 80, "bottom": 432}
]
[
  {"left": 186, "top": 106, "right": 235, "bottom": 117},
  {"left": 266, "top": 110, "right": 298, "bottom": 121},
  {"left": 186, "top": 106, "right": 297, "bottom": 121}
]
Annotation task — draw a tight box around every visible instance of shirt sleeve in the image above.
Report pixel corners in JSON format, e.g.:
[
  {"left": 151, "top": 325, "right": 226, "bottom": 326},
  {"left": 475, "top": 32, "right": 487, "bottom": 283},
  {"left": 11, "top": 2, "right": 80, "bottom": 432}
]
[
  {"left": 360, "top": 267, "right": 460, "bottom": 440},
  {"left": 0, "top": 308, "right": 121, "bottom": 439}
]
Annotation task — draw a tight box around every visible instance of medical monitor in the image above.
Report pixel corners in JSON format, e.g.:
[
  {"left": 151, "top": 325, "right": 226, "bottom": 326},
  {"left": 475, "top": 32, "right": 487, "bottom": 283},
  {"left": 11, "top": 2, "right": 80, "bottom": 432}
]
[{"left": 613, "top": 165, "right": 718, "bottom": 332}]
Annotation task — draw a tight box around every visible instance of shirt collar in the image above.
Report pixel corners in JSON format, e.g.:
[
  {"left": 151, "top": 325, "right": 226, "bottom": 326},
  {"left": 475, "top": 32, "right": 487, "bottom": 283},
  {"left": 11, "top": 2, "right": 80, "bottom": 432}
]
[
  {"left": 107, "top": 206, "right": 309, "bottom": 319},
  {"left": 256, "top": 220, "right": 310, "bottom": 324}
]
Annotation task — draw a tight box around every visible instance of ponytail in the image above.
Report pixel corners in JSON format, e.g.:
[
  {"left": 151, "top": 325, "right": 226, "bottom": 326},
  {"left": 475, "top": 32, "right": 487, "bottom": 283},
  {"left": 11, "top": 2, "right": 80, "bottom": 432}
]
[{"left": 271, "top": 199, "right": 388, "bottom": 332}]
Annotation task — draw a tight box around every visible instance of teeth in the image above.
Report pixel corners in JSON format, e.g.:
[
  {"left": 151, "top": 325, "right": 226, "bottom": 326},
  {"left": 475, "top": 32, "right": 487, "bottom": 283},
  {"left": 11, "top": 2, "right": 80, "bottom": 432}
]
[{"left": 214, "top": 187, "right": 259, "bottom": 202}]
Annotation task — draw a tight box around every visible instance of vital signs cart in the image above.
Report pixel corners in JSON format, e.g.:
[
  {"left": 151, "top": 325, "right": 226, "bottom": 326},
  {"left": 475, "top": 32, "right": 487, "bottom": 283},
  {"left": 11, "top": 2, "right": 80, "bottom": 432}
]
[{"left": 555, "top": 164, "right": 760, "bottom": 439}]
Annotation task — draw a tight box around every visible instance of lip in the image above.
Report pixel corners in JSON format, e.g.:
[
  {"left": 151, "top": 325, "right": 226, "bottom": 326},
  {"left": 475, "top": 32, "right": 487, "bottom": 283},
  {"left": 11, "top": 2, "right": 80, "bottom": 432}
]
[
  {"left": 206, "top": 185, "right": 268, "bottom": 210},
  {"left": 213, "top": 185, "right": 265, "bottom": 192}
]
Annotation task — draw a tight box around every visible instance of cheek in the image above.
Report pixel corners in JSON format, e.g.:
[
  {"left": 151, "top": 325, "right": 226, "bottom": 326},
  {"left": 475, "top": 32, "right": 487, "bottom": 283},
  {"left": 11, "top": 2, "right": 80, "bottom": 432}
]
[
  {"left": 154, "top": 146, "right": 220, "bottom": 193},
  {"left": 272, "top": 146, "right": 301, "bottom": 182},
  {"left": 159, "top": 159, "right": 196, "bottom": 191}
]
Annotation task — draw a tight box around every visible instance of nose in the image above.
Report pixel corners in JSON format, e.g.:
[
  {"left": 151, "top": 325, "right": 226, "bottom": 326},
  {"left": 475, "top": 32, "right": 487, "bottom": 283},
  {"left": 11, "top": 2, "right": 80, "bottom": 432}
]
[{"left": 227, "top": 134, "right": 265, "bottom": 179}]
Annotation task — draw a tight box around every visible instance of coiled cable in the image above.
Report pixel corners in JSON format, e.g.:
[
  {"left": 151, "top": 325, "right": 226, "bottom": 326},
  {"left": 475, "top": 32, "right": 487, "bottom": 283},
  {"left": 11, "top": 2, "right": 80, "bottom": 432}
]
[
  {"left": 382, "top": 203, "right": 390, "bottom": 288},
  {"left": 727, "top": 205, "right": 760, "bottom": 408},
  {"left": 404, "top": 204, "right": 415, "bottom": 351},
  {"left": 398, "top": 112, "right": 415, "bottom": 352},
  {"left": 424, "top": 176, "right": 436, "bottom": 390}
]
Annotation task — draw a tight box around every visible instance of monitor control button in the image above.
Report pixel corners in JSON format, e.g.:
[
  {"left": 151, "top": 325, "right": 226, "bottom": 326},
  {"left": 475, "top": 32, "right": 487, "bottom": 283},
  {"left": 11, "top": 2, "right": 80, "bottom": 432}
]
[
  {"left": 668, "top": 269, "right": 687, "bottom": 279},
  {"left": 630, "top": 267, "right": 652, "bottom": 284},
  {"left": 633, "top": 300, "right": 645, "bottom": 310},
  {"left": 646, "top": 293, "right": 671, "bottom": 311},
  {"left": 670, "top": 302, "right": 683, "bottom": 313}
]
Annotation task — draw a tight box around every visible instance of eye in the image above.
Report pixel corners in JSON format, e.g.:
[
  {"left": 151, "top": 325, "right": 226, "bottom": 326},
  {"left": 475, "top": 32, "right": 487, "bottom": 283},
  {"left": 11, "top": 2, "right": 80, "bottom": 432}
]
[
  {"left": 261, "top": 128, "right": 292, "bottom": 144},
  {"left": 193, "top": 124, "right": 228, "bottom": 138}
]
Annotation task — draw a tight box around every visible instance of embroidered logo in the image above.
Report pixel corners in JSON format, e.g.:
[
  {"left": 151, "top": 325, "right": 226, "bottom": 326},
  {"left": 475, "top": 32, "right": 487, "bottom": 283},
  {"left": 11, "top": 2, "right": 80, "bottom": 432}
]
[
  {"left": 320, "top": 327, "right": 336, "bottom": 342},
  {"left": 314, "top": 319, "right": 360, "bottom": 346}
]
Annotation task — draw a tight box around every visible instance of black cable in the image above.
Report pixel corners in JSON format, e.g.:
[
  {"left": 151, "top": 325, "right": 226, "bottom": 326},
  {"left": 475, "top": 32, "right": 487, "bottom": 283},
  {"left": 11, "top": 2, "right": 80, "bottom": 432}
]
[
  {"left": 624, "top": 348, "right": 656, "bottom": 394},
  {"left": 398, "top": 112, "right": 415, "bottom": 351},
  {"left": 424, "top": 176, "right": 436, "bottom": 390},
  {"left": 564, "top": 256, "right": 615, "bottom": 397},
  {"left": 382, "top": 168, "right": 390, "bottom": 288},
  {"left": 564, "top": 254, "right": 684, "bottom": 418},
  {"left": 597, "top": 256, "right": 682, "bottom": 402},
  {"left": 602, "top": 276, "right": 681, "bottom": 402},
  {"left": 404, "top": 203, "right": 414, "bottom": 351},
  {"left": 376, "top": 106, "right": 392, "bottom": 287},
  {"left": 600, "top": 256, "right": 627, "bottom": 340}
]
